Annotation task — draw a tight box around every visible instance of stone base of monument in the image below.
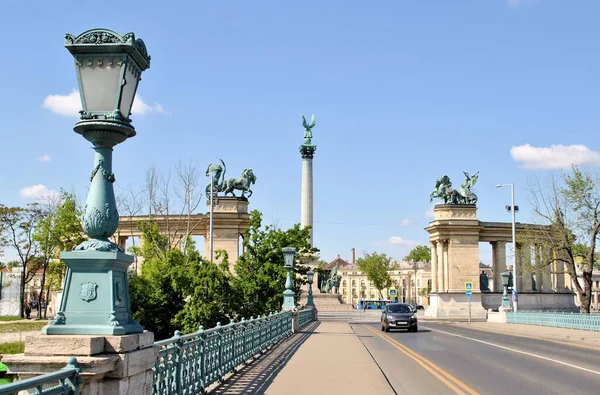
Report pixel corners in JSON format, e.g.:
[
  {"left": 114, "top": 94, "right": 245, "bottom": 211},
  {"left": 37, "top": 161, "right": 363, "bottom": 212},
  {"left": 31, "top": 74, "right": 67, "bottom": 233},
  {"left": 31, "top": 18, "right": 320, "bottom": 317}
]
[
  {"left": 481, "top": 292, "right": 578, "bottom": 312},
  {"left": 425, "top": 292, "right": 488, "bottom": 320},
  {"left": 3, "top": 332, "right": 156, "bottom": 395}
]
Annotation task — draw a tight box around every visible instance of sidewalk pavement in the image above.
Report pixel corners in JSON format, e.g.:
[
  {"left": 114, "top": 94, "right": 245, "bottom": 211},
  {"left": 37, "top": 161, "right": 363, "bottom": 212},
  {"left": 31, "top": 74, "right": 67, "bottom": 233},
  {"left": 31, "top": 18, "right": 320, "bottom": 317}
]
[
  {"left": 210, "top": 321, "right": 394, "bottom": 395},
  {"left": 442, "top": 321, "right": 600, "bottom": 349}
]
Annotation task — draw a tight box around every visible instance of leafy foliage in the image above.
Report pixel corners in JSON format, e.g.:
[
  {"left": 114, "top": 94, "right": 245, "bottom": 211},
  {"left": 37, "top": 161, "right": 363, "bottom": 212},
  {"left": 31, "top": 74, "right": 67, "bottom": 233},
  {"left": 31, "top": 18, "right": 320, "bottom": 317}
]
[
  {"left": 233, "top": 210, "right": 318, "bottom": 318},
  {"left": 528, "top": 166, "right": 600, "bottom": 313},
  {"left": 404, "top": 245, "right": 431, "bottom": 262},
  {"left": 356, "top": 252, "right": 397, "bottom": 299},
  {"left": 0, "top": 204, "right": 43, "bottom": 317}
]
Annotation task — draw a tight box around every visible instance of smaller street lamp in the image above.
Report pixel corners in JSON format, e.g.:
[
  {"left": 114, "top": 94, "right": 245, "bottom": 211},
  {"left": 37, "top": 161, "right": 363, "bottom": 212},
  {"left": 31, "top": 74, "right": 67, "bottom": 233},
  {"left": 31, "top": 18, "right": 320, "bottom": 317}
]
[
  {"left": 282, "top": 247, "right": 296, "bottom": 310},
  {"left": 499, "top": 271, "right": 511, "bottom": 309},
  {"left": 496, "top": 183, "right": 518, "bottom": 312},
  {"left": 306, "top": 270, "right": 315, "bottom": 308}
]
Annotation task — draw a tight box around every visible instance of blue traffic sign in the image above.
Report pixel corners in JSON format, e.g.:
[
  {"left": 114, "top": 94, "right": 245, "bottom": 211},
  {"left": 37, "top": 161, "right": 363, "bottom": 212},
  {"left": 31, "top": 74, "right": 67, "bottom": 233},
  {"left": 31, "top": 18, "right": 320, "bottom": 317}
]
[
  {"left": 466, "top": 290, "right": 472, "bottom": 297},
  {"left": 464, "top": 282, "right": 473, "bottom": 290},
  {"left": 389, "top": 289, "right": 397, "bottom": 296}
]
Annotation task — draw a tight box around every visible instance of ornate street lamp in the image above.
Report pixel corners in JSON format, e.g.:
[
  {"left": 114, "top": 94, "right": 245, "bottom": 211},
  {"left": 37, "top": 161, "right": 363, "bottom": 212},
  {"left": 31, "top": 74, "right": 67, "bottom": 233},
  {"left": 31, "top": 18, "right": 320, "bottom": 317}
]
[
  {"left": 306, "top": 270, "right": 315, "bottom": 308},
  {"left": 282, "top": 247, "right": 296, "bottom": 310},
  {"left": 43, "top": 28, "right": 150, "bottom": 335}
]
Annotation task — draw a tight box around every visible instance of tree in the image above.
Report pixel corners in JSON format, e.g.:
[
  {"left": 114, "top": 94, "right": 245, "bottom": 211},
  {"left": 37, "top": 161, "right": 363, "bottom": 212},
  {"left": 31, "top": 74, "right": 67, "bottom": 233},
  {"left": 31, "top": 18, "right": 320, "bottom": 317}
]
[
  {"left": 356, "top": 252, "right": 397, "bottom": 299},
  {"left": 404, "top": 245, "right": 431, "bottom": 262},
  {"left": 233, "top": 210, "right": 318, "bottom": 319},
  {"left": 33, "top": 192, "right": 84, "bottom": 319},
  {"left": 0, "top": 204, "right": 42, "bottom": 318},
  {"left": 528, "top": 167, "right": 600, "bottom": 313}
]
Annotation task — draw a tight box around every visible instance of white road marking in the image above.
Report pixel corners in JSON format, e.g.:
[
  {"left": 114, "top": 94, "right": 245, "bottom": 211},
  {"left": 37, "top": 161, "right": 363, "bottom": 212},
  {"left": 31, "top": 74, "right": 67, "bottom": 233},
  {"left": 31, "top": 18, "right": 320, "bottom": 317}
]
[{"left": 423, "top": 326, "right": 600, "bottom": 377}]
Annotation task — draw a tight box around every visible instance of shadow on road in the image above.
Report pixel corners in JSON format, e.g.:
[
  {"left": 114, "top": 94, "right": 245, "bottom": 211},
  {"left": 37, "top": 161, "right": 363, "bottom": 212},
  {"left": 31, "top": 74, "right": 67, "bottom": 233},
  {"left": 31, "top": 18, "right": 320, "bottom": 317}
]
[{"left": 209, "top": 321, "right": 320, "bottom": 394}]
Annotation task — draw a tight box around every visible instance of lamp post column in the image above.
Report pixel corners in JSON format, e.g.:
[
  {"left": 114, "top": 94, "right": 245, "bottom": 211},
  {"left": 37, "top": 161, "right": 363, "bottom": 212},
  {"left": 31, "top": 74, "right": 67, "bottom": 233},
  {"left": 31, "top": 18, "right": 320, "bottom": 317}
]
[
  {"left": 307, "top": 271, "right": 315, "bottom": 308},
  {"left": 510, "top": 183, "right": 518, "bottom": 312},
  {"left": 282, "top": 247, "right": 297, "bottom": 311}
]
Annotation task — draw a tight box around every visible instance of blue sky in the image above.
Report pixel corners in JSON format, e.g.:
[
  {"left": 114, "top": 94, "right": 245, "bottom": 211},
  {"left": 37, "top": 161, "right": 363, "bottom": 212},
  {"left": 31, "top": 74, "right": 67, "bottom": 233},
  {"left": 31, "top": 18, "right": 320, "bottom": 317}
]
[{"left": 1, "top": 0, "right": 599, "bottom": 265}]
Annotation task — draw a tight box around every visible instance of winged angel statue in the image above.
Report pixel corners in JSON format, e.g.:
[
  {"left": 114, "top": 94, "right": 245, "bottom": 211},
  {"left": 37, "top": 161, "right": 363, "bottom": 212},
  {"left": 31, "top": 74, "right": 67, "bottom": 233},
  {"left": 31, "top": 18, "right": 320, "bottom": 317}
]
[{"left": 302, "top": 114, "right": 316, "bottom": 144}]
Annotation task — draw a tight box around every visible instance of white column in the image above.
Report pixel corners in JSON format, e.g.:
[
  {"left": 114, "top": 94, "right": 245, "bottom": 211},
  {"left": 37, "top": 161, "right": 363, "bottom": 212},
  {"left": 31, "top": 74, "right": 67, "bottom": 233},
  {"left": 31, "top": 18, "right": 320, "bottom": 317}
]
[
  {"left": 431, "top": 241, "right": 438, "bottom": 293},
  {"left": 437, "top": 241, "right": 445, "bottom": 292},
  {"left": 443, "top": 240, "right": 449, "bottom": 292},
  {"left": 300, "top": 149, "right": 315, "bottom": 245},
  {"left": 491, "top": 241, "right": 506, "bottom": 292}
]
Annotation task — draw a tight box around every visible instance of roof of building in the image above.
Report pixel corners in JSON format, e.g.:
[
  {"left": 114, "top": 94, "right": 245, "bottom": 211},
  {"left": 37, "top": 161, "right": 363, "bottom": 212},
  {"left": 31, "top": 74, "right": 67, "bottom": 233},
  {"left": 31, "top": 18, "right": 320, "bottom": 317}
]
[{"left": 323, "top": 255, "right": 351, "bottom": 270}]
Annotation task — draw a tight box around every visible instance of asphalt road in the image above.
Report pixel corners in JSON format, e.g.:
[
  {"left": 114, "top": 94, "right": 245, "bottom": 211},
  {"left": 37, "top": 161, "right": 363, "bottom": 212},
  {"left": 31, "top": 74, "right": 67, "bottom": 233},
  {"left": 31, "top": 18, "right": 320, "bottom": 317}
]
[{"left": 350, "top": 321, "right": 600, "bottom": 395}]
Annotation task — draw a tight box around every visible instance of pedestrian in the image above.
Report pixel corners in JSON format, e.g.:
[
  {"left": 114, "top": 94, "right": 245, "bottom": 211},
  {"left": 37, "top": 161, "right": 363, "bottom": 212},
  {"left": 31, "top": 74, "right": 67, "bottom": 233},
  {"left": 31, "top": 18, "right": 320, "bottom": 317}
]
[
  {"left": 0, "top": 356, "right": 13, "bottom": 385},
  {"left": 25, "top": 304, "right": 31, "bottom": 320}
]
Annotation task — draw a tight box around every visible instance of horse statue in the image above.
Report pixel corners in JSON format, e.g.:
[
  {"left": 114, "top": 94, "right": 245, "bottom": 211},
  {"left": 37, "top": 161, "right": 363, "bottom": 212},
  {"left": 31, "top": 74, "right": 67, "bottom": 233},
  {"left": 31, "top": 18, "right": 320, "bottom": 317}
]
[
  {"left": 430, "top": 172, "right": 479, "bottom": 205},
  {"left": 221, "top": 169, "right": 257, "bottom": 198},
  {"left": 205, "top": 159, "right": 226, "bottom": 197}
]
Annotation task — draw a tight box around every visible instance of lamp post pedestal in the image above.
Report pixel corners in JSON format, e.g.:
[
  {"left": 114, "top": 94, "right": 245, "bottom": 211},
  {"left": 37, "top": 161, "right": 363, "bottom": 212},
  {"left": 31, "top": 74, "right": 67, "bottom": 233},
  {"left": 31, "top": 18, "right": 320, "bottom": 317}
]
[{"left": 43, "top": 250, "right": 142, "bottom": 335}]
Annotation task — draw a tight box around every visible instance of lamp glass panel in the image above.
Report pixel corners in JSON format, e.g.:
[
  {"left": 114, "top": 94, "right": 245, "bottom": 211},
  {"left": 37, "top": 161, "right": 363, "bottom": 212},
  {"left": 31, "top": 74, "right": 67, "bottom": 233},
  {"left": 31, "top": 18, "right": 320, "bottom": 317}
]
[
  {"left": 307, "top": 271, "right": 314, "bottom": 283},
  {"left": 78, "top": 57, "right": 121, "bottom": 112},
  {"left": 119, "top": 61, "right": 139, "bottom": 117}
]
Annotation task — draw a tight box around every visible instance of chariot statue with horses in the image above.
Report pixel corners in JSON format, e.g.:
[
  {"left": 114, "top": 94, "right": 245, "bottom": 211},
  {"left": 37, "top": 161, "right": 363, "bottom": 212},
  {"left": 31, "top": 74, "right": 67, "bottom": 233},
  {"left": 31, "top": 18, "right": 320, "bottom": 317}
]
[
  {"left": 205, "top": 159, "right": 257, "bottom": 199},
  {"left": 430, "top": 171, "right": 479, "bottom": 205}
]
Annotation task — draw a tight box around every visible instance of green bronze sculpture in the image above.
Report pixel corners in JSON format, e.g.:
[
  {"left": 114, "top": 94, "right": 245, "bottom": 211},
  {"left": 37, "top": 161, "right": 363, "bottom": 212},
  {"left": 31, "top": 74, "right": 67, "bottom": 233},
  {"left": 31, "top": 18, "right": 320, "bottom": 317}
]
[
  {"left": 322, "top": 263, "right": 341, "bottom": 294},
  {"left": 430, "top": 171, "right": 479, "bottom": 205},
  {"left": 302, "top": 114, "right": 316, "bottom": 144},
  {"left": 205, "top": 159, "right": 257, "bottom": 199}
]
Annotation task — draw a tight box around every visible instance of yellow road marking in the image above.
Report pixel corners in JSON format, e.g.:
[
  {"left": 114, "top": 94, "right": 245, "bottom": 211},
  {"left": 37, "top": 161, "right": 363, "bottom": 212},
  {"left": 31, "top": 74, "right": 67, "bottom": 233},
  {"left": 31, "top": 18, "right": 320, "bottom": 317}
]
[{"left": 367, "top": 326, "right": 480, "bottom": 395}]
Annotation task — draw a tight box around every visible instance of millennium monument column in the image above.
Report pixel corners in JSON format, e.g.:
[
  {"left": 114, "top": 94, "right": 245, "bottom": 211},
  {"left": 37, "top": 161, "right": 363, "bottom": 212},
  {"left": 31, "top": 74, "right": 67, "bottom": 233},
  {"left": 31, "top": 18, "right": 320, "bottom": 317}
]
[{"left": 300, "top": 115, "right": 317, "bottom": 245}]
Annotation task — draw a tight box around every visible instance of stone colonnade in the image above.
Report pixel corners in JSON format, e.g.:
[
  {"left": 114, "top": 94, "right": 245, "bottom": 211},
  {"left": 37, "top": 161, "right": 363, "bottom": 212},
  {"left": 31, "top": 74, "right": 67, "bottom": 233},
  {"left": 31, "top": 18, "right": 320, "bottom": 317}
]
[
  {"left": 114, "top": 197, "right": 250, "bottom": 273},
  {"left": 429, "top": 236, "right": 566, "bottom": 295}
]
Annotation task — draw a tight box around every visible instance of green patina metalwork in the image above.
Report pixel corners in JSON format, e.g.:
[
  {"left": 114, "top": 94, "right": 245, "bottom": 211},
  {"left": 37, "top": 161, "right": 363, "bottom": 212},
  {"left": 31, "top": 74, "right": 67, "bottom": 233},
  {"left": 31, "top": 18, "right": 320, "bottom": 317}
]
[
  {"left": 430, "top": 171, "right": 479, "bottom": 205},
  {"left": 281, "top": 247, "right": 296, "bottom": 310},
  {"left": 0, "top": 357, "right": 82, "bottom": 395},
  {"left": 152, "top": 312, "right": 293, "bottom": 395},
  {"left": 204, "top": 159, "right": 257, "bottom": 199},
  {"left": 506, "top": 311, "right": 600, "bottom": 332},
  {"left": 43, "top": 28, "right": 150, "bottom": 336},
  {"left": 298, "top": 309, "right": 314, "bottom": 329},
  {"left": 300, "top": 114, "right": 317, "bottom": 159}
]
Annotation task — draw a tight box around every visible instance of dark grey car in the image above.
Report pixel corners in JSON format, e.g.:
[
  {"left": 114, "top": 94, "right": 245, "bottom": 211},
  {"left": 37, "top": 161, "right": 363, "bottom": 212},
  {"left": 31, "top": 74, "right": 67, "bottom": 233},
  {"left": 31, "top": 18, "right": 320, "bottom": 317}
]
[{"left": 380, "top": 303, "right": 418, "bottom": 332}]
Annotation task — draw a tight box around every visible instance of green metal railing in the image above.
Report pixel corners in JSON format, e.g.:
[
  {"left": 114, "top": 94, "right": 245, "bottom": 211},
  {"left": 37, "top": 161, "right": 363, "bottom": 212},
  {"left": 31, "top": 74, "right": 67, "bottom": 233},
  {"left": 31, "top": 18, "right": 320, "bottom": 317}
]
[
  {"left": 0, "top": 357, "right": 82, "bottom": 395},
  {"left": 152, "top": 311, "right": 292, "bottom": 395},
  {"left": 506, "top": 311, "right": 600, "bottom": 332},
  {"left": 298, "top": 308, "right": 314, "bottom": 329}
]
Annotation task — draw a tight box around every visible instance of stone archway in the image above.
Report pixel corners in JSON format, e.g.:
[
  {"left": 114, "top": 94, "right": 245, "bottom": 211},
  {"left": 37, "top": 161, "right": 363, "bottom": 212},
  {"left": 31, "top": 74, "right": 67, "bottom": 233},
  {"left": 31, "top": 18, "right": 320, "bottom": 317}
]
[
  {"left": 115, "top": 197, "right": 250, "bottom": 273},
  {"left": 425, "top": 204, "right": 575, "bottom": 319}
]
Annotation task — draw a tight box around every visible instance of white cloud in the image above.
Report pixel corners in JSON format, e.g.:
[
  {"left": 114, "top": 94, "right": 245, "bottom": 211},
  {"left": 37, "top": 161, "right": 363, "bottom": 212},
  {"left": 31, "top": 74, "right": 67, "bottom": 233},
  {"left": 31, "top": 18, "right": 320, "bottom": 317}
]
[
  {"left": 400, "top": 218, "right": 412, "bottom": 226},
  {"left": 19, "top": 184, "right": 60, "bottom": 203},
  {"left": 510, "top": 144, "right": 600, "bottom": 169},
  {"left": 389, "top": 236, "right": 417, "bottom": 246},
  {"left": 42, "top": 90, "right": 80, "bottom": 117},
  {"left": 42, "top": 90, "right": 167, "bottom": 117},
  {"left": 39, "top": 154, "right": 51, "bottom": 162}
]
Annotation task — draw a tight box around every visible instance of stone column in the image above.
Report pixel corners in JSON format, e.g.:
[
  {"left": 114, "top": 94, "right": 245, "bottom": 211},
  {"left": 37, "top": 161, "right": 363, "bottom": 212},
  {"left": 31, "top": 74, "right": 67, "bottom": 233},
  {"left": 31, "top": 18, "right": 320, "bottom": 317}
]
[
  {"left": 491, "top": 241, "right": 506, "bottom": 292},
  {"left": 437, "top": 241, "right": 445, "bottom": 292},
  {"left": 443, "top": 240, "right": 450, "bottom": 292},
  {"left": 430, "top": 241, "right": 438, "bottom": 293},
  {"left": 541, "top": 247, "right": 552, "bottom": 292},
  {"left": 520, "top": 244, "right": 533, "bottom": 292},
  {"left": 300, "top": 144, "right": 317, "bottom": 245},
  {"left": 534, "top": 245, "right": 542, "bottom": 292},
  {"left": 553, "top": 248, "right": 565, "bottom": 290}
]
